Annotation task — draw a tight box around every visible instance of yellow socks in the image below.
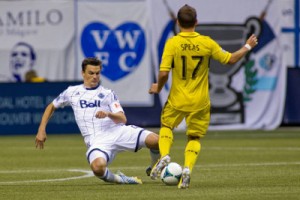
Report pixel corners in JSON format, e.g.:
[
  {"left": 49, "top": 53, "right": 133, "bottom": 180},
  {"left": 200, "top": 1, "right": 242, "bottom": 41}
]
[
  {"left": 159, "top": 127, "right": 173, "bottom": 157},
  {"left": 158, "top": 127, "right": 201, "bottom": 174},
  {"left": 184, "top": 140, "right": 201, "bottom": 173}
]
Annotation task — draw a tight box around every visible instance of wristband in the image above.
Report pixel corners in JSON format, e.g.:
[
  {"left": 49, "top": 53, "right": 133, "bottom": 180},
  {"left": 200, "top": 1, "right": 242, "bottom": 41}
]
[{"left": 244, "top": 44, "right": 252, "bottom": 51}]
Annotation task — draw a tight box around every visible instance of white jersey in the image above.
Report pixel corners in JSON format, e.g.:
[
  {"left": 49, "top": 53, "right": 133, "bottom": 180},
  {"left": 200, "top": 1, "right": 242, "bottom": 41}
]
[{"left": 52, "top": 84, "right": 124, "bottom": 144}]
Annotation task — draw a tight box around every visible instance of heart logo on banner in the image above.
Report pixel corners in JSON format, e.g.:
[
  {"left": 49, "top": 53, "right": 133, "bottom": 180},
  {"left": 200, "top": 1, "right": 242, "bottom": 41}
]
[{"left": 81, "top": 22, "right": 146, "bottom": 81}]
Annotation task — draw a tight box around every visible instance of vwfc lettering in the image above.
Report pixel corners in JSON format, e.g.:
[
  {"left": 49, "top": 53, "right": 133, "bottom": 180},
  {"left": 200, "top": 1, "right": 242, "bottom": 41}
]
[
  {"left": 81, "top": 22, "right": 146, "bottom": 81},
  {"left": 80, "top": 100, "right": 101, "bottom": 108}
]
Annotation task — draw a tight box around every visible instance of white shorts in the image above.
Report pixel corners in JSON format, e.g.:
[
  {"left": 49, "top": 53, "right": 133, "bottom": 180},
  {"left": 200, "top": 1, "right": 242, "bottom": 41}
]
[{"left": 86, "top": 125, "right": 152, "bottom": 165}]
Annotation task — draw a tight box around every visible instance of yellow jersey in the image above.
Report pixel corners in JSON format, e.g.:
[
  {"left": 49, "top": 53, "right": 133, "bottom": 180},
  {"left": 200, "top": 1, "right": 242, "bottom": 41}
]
[{"left": 160, "top": 32, "right": 231, "bottom": 112}]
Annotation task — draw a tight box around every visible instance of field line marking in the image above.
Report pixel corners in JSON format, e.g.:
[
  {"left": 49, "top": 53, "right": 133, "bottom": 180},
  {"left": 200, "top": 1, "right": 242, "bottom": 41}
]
[
  {"left": 1, "top": 162, "right": 300, "bottom": 184},
  {"left": 203, "top": 147, "right": 300, "bottom": 151},
  {"left": 196, "top": 162, "right": 300, "bottom": 168},
  {"left": 0, "top": 169, "right": 93, "bottom": 185},
  {"left": 171, "top": 146, "right": 300, "bottom": 151}
]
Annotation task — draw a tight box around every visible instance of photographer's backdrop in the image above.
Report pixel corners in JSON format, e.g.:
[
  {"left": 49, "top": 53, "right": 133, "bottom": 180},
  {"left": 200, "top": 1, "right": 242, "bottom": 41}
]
[{"left": 0, "top": 0, "right": 298, "bottom": 134}]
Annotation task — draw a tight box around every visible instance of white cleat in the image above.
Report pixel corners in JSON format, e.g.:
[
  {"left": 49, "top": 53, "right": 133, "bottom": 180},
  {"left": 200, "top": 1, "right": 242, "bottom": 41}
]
[
  {"left": 178, "top": 167, "right": 190, "bottom": 189},
  {"left": 150, "top": 155, "right": 171, "bottom": 180},
  {"left": 117, "top": 171, "right": 143, "bottom": 184}
]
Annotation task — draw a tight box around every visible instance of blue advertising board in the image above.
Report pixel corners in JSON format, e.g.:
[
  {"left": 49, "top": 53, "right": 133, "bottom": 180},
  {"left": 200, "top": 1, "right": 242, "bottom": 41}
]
[
  {"left": 0, "top": 82, "right": 81, "bottom": 135},
  {"left": 283, "top": 68, "right": 300, "bottom": 124}
]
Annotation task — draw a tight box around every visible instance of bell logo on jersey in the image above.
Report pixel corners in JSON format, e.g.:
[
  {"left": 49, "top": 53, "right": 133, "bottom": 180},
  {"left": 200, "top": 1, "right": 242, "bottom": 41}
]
[{"left": 80, "top": 100, "right": 101, "bottom": 108}]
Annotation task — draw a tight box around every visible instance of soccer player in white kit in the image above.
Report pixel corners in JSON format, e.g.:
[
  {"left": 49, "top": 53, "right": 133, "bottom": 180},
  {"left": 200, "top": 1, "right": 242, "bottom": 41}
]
[{"left": 35, "top": 57, "right": 160, "bottom": 184}]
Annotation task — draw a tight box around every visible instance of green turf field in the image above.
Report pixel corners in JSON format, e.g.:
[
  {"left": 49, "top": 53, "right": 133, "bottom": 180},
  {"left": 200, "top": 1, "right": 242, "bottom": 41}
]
[{"left": 0, "top": 128, "right": 299, "bottom": 200}]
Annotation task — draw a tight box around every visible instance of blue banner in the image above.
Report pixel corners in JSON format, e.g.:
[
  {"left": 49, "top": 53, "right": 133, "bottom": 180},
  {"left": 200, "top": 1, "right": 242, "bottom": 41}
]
[{"left": 0, "top": 82, "right": 81, "bottom": 135}]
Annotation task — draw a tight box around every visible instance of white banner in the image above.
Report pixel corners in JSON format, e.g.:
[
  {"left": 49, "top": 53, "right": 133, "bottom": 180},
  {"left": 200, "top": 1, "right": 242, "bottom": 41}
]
[
  {"left": 0, "top": 0, "right": 75, "bottom": 82},
  {"left": 77, "top": 0, "right": 153, "bottom": 106},
  {"left": 149, "top": 0, "right": 286, "bottom": 130},
  {"left": 0, "top": 0, "right": 290, "bottom": 129}
]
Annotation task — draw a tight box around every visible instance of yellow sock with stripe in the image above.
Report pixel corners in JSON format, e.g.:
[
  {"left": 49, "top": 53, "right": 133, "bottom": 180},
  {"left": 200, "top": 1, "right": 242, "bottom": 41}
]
[
  {"left": 184, "top": 140, "right": 201, "bottom": 173},
  {"left": 159, "top": 127, "right": 173, "bottom": 157}
]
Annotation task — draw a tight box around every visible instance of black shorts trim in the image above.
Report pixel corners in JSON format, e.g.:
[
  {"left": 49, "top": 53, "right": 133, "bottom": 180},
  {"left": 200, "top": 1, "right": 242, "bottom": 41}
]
[
  {"left": 134, "top": 129, "right": 144, "bottom": 152},
  {"left": 87, "top": 148, "right": 109, "bottom": 164}
]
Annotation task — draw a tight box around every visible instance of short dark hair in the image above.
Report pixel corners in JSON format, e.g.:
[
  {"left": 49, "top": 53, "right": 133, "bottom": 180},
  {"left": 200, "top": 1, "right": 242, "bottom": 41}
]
[
  {"left": 177, "top": 4, "right": 197, "bottom": 29},
  {"left": 81, "top": 57, "right": 102, "bottom": 72}
]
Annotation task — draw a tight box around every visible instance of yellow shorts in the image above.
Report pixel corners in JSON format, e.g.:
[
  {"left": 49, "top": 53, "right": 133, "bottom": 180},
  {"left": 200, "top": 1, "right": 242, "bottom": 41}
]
[{"left": 161, "top": 102, "right": 210, "bottom": 138}]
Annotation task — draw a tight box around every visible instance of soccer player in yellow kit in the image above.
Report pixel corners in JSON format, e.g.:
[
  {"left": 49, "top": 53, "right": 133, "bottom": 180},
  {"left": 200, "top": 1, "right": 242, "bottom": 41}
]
[{"left": 149, "top": 4, "right": 258, "bottom": 189}]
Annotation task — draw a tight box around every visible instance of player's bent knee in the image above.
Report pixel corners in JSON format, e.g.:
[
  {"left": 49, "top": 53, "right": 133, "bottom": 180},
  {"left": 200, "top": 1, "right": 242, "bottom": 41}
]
[
  {"left": 145, "top": 133, "right": 159, "bottom": 149},
  {"left": 91, "top": 158, "right": 107, "bottom": 176}
]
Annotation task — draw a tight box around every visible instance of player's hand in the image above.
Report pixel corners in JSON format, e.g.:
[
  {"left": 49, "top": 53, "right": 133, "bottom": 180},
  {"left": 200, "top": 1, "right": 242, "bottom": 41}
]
[
  {"left": 95, "top": 110, "right": 108, "bottom": 119},
  {"left": 149, "top": 83, "right": 159, "bottom": 94},
  {"left": 35, "top": 131, "right": 47, "bottom": 149},
  {"left": 246, "top": 34, "right": 258, "bottom": 49}
]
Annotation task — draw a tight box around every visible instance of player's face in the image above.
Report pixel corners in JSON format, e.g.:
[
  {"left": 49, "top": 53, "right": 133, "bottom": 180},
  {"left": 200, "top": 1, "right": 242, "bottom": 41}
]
[
  {"left": 82, "top": 64, "right": 101, "bottom": 88},
  {"left": 10, "top": 45, "right": 33, "bottom": 80}
]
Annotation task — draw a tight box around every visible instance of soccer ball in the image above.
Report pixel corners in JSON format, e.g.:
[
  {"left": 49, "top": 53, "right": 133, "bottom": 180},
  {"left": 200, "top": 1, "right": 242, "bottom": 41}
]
[{"left": 160, "top": 162, "right": 182, "bottom": 186}]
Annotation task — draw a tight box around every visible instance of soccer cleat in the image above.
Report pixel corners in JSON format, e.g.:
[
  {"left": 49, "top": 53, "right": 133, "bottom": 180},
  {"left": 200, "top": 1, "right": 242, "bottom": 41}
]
[
  {"left": 150, "top": 155, "right": 171, "bottom": 180},
  {"left": 178, "top": 167, "right": 190, "bottom": 189},
  {"left": 117, "top": 171, "right": 143, "bottom": 184},
  {"left": 145, "top": 166, "right": 152, "bottom": 176}
]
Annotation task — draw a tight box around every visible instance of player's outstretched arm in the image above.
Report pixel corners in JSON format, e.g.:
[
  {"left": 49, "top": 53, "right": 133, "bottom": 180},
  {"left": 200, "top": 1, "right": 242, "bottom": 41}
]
[
  {"left": 95, "top": 111, "right": 127, "bottom": 124},
  {"left": 149, "top": 71, "right": 169, "bottom": 94},
  {"left": 227, "top": 34, "right": 258, "bottom": 65},
  {"left": 35, "top": 103, "right": 56, "bottom": 149}
]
